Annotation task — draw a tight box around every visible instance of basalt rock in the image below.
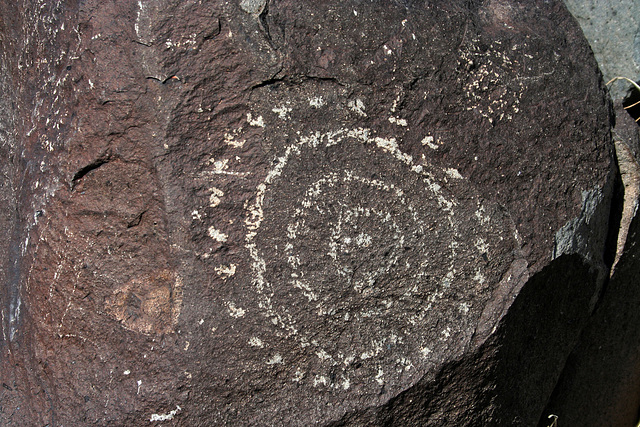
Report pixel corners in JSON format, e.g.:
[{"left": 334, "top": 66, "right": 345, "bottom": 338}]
[{"left": 0, "top": 0, "right": 616, "bottom": 425}]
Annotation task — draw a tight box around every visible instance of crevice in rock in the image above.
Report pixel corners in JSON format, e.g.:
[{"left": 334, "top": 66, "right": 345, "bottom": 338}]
[
  {"left": 622, "top": 82, "right": 640, "bottom": 123},
  {"left": 301, "top": 75, "right": 345, "bottom": 87},
  {"left": 258, "top": 0, "right": 273, "bottom": 46},
  {"left": 127, "top": 209, "right": 147, "bottom": 228},
  {"left": 603, "top": 154, "right": 625, "bottom": 274},
  {"left": 251, "top": 76, "right": 285, "bottom": 90},
  {"left": 71, "top": 157, "right": 110, "bottom": 189},
  {"left": 203, "top": 17, "right": 221, "bottom": 40}
]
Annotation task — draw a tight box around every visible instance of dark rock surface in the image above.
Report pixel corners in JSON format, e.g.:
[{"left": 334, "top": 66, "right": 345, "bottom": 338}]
[{"left": 0, "top": 0, "right": 617, "bottom": 425}]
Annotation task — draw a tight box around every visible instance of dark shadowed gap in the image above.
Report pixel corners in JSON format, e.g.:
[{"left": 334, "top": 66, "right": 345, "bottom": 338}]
[{"left": 623, "top": 82, "right": 640, "bottom": 124}]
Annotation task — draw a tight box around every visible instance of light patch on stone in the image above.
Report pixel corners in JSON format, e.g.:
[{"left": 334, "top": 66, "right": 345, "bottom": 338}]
[
  {"left": 420, "top": 346, "right": 432, "bottom": 357},
  {"left": 206, "top": 157, "right": 234, "bottom": 174},
  {"left": 360, "top": 339, "right": 385, "bottom": 360},
  {"left": 208, "top": 227, "right": 228, "bottom": 242},
  {"left": 316, "top": 349, "right": 333, "bottom": 362},
  {"left": 215, "top": 264, "right": 237, "bottom": 278},
  {"left": 391, "top": 94, "right": 402, "bottom": 113},
  {"left": 388, "top": 116, "right": 408, "bottom": 126},
  {"left": 375, "top": 368, "right": 385, "bottom": 385},
  {"left": 227, "top": 301, "right": 246, "bottom": 318},
  {"left": 123, "top": 369, "right": 131, "bottom": 375},
  {"left": 272, "top": 105, "right": 292, "bottom": 119},
  {"left": 475, "top": 205, "right": 491, "bottom": 225},
  {"left": 209, "top": 187, "right": 224, "bottom": 207},
  {"left": 105, "top": 270, "right": 183, "bottom": 335},
  {"left": 287, "top": 255, "right": 300, "bottom": 269},
  {"left": 309, "top": 97, "right": 325, "bottom": 108},
  {"left": 459, "top": 302, "right": 470, "bottom": 314},
  {"left": 150, "top": 406, "right": 182, "bottom": 422},
  {"left": 292, "top": 279, "right": 318, "bottom": 301},
  {"left": 473, "top": 270, "right": 486, "bottom": 285},
  {"left": 287, "top": 222, "right": 299, "bottom": 239},
  {"left": 293, "top": 369, "right": 305, "bottom": 382},
  {"left": 347, "top": 99, "right": 367, "bottom": 116},
  {"left": 135, "top": 1, "right": 144, "bottom": 38},
  {"left": 397, "top": 357, "right": 414, "bottom": 372},
  {"left": 383, "top": 44, "right": 393, "bottom": 55},
  {"left": 374, "top": 137, "right": 411, "bottom": 163},
  {"left": 191, "top": 210, "right": 202, "bottom": 220},
  {"left": 247, "top": 112, "right": 265, "bottom": 127},
  {"left": 442, "top": 327, "right": 451, "bottom": 338},
  {"left": 313, "top": 375, "right": 329, "bottom": 387},
  {"left": 445, "top": 168, "right": 463, "bottom": 179},
  {"left": 248, "top": 337, "right": 264, "bottom": 348},
  {"left": 475, "top": 237, "right": 489, "bottom": 254},
  {"left": 422, "top": 135, "right": 439, "bottom": 150},
  {"left": 266, "top": 353, "right": 284, "bottom": 365},
  {"left": 239, "top": 0, "right": 266, "bottom": 15},
  {"left": 224, "top": 130, "right": 246, "bottom": 148}
]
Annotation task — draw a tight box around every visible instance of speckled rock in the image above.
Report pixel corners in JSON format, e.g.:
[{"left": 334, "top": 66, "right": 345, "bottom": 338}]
[{"left": 0, "top": 0, "right": 615, "bottom": 425}]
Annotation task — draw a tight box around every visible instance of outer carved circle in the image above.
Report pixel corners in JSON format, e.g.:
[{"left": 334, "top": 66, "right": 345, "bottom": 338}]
[{"left": 244, "top": 127, "right": 508, "bottom": 393}]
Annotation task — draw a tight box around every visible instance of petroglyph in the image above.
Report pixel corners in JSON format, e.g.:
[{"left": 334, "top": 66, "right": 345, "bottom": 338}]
[
  {"left": 238, "top": 107, "right": 519, "bottom": 396},
  {"left": 105, "top": 269, "right": 183, "bottom": 335}
]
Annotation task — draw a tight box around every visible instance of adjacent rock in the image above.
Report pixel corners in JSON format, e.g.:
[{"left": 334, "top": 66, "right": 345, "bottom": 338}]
[
  {"left": 0, "top": 0, "right": 615, "bottom": 425},
  {"left": 563, "top": 0, "right": 640, "bottom": 101}
]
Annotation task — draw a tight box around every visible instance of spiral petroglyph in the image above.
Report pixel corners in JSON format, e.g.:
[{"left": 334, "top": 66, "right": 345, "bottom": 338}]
[{"left": 241, "top": 113, "right": 518, "bottom": 395}]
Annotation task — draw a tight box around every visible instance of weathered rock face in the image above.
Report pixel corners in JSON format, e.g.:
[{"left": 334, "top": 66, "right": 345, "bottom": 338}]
[{"left": 0, "top": 0, "right": 616, "bottom": 425}]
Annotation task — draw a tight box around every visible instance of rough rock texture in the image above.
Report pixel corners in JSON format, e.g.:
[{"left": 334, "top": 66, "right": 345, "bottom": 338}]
[
  {"left": 563, "top": 0, "right": 640, "bottom": 101},
  {"left": 0, "top": 0, "right": 617, "bottom": 425}
]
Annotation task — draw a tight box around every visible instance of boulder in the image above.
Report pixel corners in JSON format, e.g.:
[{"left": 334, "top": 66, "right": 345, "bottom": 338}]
[{"left": 0, "top": 0, "right": 616, "bottom": 425}]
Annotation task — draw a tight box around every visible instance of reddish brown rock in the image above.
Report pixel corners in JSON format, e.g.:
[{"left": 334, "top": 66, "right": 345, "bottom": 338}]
[{"left": 0, "top": 0, "right": 618, "bottom": 425}]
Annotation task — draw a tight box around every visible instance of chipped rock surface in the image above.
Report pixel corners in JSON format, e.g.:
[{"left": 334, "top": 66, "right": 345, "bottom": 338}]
[{"left": 0, "top": 0, "right": 617, "bottom": 425}]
